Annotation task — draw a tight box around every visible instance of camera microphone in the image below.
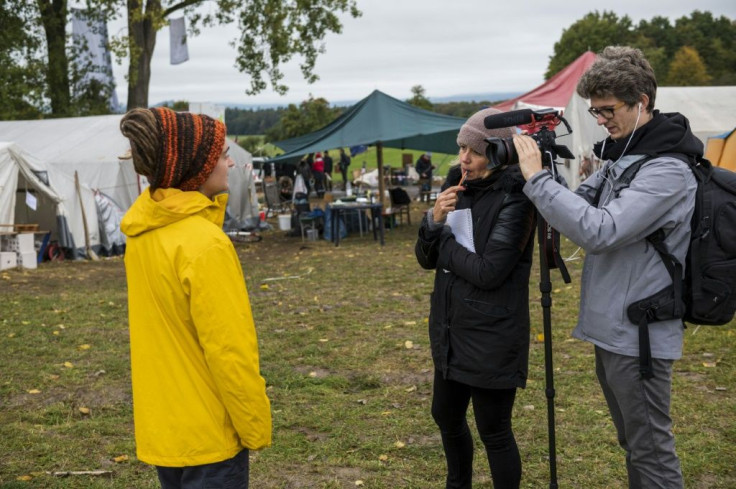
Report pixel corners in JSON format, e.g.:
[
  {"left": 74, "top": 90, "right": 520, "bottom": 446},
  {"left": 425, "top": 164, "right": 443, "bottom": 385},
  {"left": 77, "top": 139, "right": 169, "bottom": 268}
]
[{"left": 483, "top": 109, "right": 534, "bottom": 129}]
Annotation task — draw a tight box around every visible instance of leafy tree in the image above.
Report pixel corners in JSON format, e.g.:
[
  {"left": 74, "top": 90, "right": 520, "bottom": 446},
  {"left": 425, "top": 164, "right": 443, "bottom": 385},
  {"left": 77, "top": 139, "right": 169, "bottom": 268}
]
[
  {"left": 546, "top": 11, "right": 635, "bottom": 79},
  {"left": 161, "top": 100, "right": 189, "bottom": 111},
  {"left": 110, "top": 0, "right": 362, "bottom": 110},
  {"left": 406, "top": 85, "right": 433, "bottom": 111},
  {"left": 547, "top": 10, "right": 736, "bottom": 87},
  {"left": 665, "top": 46, "right": 711, "bottom": 86},
  {"left": 37, "top": 0, "right": 72, "bottom": 116},
  {"left": 671, "top": 11, "right": 736, "bottom": 85},
  {"left": 226, "top": 107, "right": 285, "bottom": 135},
  {"left": 0, "top": 1, "right": 45, "bottom": 119},
  {"left": 265, "top": 95, "right": 342, "bottom": 142}
]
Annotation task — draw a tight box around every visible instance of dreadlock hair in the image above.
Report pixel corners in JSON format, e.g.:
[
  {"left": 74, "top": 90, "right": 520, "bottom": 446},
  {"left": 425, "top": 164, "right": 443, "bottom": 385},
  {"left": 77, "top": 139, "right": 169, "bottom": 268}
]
[{"left": 120, "top": 107, "right": 226, "bottom": 191}]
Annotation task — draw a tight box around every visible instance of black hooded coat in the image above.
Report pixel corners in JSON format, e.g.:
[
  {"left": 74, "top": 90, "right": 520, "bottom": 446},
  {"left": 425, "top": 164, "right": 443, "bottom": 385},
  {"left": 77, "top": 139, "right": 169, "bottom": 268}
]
[{"left": 415, "top": 165, "right": 535, "bottom": 389}]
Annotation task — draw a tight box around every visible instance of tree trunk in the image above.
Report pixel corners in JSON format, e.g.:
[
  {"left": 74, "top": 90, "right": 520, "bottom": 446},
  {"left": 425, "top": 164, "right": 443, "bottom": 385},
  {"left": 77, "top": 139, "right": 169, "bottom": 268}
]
[
  {"left": 37, "top": 0, "right": 70, "bottom": 116},
  {"left": 126, "top": 0, "right": 160, "bottom": 109}
]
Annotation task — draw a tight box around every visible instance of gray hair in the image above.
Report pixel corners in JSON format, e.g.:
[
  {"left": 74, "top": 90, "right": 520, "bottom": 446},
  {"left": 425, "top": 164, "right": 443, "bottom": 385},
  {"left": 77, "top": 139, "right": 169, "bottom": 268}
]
[{"left": 576, "top": 46, "right": 657, "bottom": 111}]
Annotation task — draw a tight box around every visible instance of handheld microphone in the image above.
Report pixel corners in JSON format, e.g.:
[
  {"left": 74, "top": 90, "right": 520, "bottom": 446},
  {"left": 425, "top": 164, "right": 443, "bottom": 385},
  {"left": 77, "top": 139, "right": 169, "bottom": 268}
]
[{"left": 483, "top": 109, "right": 534, "bottom": 129}]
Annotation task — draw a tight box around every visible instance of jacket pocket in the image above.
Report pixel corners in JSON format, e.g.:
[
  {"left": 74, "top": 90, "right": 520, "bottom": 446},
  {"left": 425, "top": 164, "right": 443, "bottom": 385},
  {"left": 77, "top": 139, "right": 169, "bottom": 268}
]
[{"left": 462, "top": 298, "right": 512, "bottom": 319}]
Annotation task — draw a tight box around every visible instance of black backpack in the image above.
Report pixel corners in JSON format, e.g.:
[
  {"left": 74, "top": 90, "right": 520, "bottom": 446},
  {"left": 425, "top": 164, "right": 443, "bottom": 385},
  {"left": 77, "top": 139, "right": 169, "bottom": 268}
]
[{"left": 594, "top": 154, "right": 736, "bottom": 378}]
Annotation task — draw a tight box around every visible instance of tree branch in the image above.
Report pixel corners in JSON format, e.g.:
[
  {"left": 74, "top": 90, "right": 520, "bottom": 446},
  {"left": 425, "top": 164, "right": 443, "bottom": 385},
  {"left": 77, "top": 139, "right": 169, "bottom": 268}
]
[{"left": 163, "top": 0, "right": 202, "bottom": 17}]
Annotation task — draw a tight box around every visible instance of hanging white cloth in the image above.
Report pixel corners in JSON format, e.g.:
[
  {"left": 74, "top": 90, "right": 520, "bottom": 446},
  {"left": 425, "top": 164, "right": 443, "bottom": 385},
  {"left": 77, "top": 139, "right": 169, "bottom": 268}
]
[
  {"left": 71, "top": 8, "right": 119, "bottom": 110},
  {"left": 169, "top": 17, "right": 189, "bottom": 65}
]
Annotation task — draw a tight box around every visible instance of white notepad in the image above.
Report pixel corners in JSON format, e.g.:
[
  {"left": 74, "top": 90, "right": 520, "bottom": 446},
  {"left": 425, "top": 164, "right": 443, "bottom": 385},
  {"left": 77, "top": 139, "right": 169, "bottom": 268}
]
[{"left": 446, "top": 208, "right": 475, "bottom": 253}]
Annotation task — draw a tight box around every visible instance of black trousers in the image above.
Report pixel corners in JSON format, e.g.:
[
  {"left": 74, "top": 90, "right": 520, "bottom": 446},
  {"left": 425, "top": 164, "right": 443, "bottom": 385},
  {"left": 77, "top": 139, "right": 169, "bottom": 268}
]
[
  {"left": 156, "top": 449, "right": 249, "bottom": 489},
  {"left": 431, "top": 371, "right": 521, "bottom": 489}
]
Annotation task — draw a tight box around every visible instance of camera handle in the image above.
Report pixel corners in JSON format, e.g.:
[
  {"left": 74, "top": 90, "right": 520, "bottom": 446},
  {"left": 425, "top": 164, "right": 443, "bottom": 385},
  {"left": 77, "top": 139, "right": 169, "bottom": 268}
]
[{"left": 537, "top": 151, "right": 571, "bottom": 489}]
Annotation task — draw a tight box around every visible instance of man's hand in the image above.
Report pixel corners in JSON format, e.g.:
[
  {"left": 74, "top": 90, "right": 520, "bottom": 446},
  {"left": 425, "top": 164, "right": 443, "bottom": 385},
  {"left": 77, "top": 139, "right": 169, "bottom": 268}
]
[
  {"left": 513, "top": 134, "right": 545, "bottom": 181},
  {"left": 432, "top": 184, "right": 465, "bottom": 223}
]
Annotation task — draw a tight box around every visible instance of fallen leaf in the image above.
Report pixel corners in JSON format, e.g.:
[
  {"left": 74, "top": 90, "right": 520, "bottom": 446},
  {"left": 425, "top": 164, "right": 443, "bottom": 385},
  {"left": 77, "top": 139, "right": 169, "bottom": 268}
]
[
  {"left": 28, "top": 389, "right": 41, "bottom": 394},
  {"left": 405, "top": 385, "right": 417, "bottom": 392},
  {"left": 378, "top": 454, "right": 389, "bottom": 461},
  {"left": 318, "top": 338, "right": 329, "bottom": 343},
  {"left": 112, "top": 455, "right": 129, "bottom": 463},
  {"left": 703, "top": 362, "right": 717, "bottom": 368},
  {"left": 7, "top": 333, "right": 15, "bottom": 338},
  {"left": 259, "top": 284, "right": 269, "bottom": 290},
  {"left": 78, "top": 344, "right": 91, "bottom": 350},
  {"left": 403, "top": 321, "right": 416, "bottom": 326},
  {"left": 79, "top": 407, "right": 90, "bottom": 415},
  {"left": 394, "top": 441, "right": 406, "bottom": 448},
  {"left": 63, "top": 362, "right": 73, "bottom": 368},
  {"left": 536, "top": 334, "right": 545, "bottom": 342},
  {"left": 404, "top": 340, "right": 413, "bottom": 349},
  {"left": 16, "top": 475, "right": 33, "bottom": 481},
  {"left": 355, "top": 481, "right": 364, "bottom": 487},
  {"left": 21, "top": 321, "right": 30, "bottom": 325},
  {"left": 53, "top": 331, "right": 60, "bottom": 336},
  {"left": 308, "top": 371, "right": 317, "bottom": 378}
]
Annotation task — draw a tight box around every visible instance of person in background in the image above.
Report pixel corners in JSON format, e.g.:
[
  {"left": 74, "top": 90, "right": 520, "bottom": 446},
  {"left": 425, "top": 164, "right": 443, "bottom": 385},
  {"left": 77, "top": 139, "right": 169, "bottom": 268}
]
[
  {"left": 119, "top": 106, "right": 271, "bottom": 489},
  {"left": 415, "top": 152, "right": 435, "bottom": 193},
  {"left": 323, "top": 150, "right": 334, "bottom": 191},
  {"left": 297, "top": 154, "right": 313, "bottom": 197},
  {"left": 338, "top": 148, "right": 351, "bottom": 190},
  {"left": 312, "top": 151, "right": 326, "bottom": 198},
  {"left": 415, "top": 108, "right": 536, "bottom": 489},
  {"left": 515, "top": 46, "right": 699, "bottom": 488}
]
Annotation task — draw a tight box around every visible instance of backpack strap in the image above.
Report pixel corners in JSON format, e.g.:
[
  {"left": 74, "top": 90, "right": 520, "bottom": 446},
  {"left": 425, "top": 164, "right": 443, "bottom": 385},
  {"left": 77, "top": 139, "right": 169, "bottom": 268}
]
[
  {"left": 604, "top": 153, "right": 693, "bottom": 378},
  {"left": 591, "top": 156, "right": 650, "bottom": 207}
]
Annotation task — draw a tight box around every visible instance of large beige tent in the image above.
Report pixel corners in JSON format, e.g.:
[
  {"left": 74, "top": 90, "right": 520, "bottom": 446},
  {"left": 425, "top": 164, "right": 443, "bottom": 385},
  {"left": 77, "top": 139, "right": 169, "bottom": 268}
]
[
  {"left": 0, "top": 142, "right": 99, "bottom": 257},
  {"left": 0, "top": 114, "right": 260, "bottom": 257}
]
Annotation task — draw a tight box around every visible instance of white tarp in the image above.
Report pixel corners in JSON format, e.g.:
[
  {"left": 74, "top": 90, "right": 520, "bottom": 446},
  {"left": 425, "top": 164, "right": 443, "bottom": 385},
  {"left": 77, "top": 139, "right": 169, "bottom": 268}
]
[
  {"left": 0, "top": 114, "right": 260, "bottom": 245},
  {"left": 555, "top": 86, "right": 736, "bottom": 189},
  {"left": 0, "top": 142, "right": 100, "bottom": 257}
]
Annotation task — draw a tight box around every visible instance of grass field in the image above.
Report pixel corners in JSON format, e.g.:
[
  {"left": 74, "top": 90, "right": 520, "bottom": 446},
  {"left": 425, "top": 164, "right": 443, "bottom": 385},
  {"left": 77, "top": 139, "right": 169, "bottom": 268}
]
[{"left": 1, "top": 203, "right": 734, "bottom": 488}]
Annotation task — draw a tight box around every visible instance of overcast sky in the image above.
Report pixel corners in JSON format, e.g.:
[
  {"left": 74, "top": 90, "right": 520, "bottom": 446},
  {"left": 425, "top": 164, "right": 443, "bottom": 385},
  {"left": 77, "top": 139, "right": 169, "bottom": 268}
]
[{"left": 105, "top": 0, "right": 736, "bottom": 107}]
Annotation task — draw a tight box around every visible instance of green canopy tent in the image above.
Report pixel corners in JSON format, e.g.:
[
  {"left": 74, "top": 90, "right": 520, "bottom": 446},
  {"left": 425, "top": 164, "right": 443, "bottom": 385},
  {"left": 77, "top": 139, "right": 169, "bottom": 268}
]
[{"left": 270, "top": 90, "right": 466, "bottom": 205}]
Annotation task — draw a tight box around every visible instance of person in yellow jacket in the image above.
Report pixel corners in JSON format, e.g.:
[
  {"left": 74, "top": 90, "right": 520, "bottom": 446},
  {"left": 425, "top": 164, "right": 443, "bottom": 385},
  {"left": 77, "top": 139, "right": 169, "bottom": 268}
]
[{"left": 119, "top": 106, "right": 271, "bottom": 489}]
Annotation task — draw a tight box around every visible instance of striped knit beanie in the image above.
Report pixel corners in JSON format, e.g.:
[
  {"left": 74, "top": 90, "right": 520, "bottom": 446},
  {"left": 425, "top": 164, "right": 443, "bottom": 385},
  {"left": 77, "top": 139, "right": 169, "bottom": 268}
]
[
  {"left": 150, "top": 107, "right": 226, "bottom": 191},
  {"left": 457, "top": 108, "right": 515, "bottom": 157}
]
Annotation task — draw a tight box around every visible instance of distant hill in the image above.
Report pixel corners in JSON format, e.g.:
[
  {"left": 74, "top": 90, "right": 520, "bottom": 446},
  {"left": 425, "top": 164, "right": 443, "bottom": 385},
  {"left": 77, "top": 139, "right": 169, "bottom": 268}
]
[{"left": 205, "top": 91, "right": 523, "bottom": 110}]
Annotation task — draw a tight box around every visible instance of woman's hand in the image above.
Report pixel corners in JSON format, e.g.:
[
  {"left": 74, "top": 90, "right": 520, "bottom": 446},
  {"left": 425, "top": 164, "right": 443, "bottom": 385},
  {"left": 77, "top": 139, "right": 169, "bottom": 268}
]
[
  {"left": 432, "top": 184, "right": 465, "bottom": 223},
  {"left": 513, "top": 134, "right": 544, "bottom": 181}
]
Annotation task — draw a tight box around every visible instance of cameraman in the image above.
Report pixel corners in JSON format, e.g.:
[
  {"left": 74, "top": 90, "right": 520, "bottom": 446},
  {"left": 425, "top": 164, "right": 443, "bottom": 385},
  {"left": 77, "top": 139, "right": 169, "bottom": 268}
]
[{"left": 515, "top": 46, "right": 701, "bottom": 488}]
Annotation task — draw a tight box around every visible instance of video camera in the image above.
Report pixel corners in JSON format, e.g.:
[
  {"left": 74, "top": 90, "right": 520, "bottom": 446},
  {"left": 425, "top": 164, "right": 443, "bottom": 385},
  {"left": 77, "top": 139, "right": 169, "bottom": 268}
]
[{"left": 483, "top": 108, "right": 574, "bottom": 170}]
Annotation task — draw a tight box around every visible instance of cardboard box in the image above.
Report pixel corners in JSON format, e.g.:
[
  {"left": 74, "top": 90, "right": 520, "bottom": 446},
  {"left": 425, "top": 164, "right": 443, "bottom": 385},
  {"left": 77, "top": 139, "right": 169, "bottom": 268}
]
[
  {"left": 16, "top": 233, "right": 35, "bottom": 253},
  {"left": 19, "top": 251, "right": 37, "bottom": 269},
  {"left": 0, "top": 252, "right": 17, "bottom": 270}
]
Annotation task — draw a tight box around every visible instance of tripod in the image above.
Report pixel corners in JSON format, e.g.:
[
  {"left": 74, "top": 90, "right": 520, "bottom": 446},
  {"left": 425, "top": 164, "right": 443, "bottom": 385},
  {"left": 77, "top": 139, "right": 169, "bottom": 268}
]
[{"left": 536, "top": 150, "right": 571, "bottom": 489}]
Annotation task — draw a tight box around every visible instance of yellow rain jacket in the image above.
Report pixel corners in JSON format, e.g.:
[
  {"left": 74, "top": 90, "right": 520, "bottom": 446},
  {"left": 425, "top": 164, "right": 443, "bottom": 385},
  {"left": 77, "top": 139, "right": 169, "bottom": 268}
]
[{"left": 121, "top": 188, "right": 271, "bottom": 467}]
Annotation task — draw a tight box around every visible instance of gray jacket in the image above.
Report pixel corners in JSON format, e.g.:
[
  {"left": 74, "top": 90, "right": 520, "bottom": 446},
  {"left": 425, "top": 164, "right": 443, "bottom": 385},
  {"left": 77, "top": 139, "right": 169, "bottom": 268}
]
[{"left": 524, "top": 154, "right": 697, "bottom": 359}]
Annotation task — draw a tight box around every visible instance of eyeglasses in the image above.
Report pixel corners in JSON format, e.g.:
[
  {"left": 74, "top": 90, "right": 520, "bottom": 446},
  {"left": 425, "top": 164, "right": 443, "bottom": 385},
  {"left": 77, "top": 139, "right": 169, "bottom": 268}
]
[{"left": 587, "top": 101, "right": 627, "bottom": 119}]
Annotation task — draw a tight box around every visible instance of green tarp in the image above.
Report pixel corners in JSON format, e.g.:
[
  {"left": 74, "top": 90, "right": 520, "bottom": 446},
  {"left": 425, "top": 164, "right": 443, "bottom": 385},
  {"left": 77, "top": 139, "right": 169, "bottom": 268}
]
[{"left": 270, "top": 90, "right": 466, "bottom": 161}]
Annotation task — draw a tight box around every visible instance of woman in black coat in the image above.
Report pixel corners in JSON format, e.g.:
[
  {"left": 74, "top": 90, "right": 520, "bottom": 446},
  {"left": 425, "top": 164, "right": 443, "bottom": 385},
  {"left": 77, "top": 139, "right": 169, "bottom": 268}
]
[{"left": 415, "top": 108, "right": 536, "bottom": 489}]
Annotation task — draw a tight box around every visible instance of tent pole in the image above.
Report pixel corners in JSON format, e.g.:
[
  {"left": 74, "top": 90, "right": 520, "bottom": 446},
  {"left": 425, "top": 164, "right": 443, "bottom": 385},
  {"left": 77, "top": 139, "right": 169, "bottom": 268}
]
[{"left": 377, "top": 142, "right": 386, "bottom": 208}]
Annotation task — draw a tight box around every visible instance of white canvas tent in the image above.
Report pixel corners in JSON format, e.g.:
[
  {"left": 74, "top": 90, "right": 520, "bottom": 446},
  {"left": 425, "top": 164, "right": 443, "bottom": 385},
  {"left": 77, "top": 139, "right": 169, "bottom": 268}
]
[
  {"left": 0, "top": 142, "right": 101, "bottom": 257},
  {"left": 556, "top": 86, "right": 736, "bottom": 189},
  {"left": 0, "top": 114, "right": 260, "bottom": 256}
]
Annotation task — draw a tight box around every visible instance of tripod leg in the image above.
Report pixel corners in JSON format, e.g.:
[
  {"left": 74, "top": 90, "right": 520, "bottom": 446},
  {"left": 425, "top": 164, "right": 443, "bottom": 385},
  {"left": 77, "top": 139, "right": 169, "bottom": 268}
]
[{"left": 538, "top": 215, "right": 559, "bottom": 489}]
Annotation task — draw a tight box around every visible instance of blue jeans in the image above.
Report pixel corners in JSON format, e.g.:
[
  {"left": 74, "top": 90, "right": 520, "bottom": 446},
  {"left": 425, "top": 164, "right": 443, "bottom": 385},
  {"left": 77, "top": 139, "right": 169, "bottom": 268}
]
[{"left": 156, "top": 449, "right": 249, "bottom": 489}]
